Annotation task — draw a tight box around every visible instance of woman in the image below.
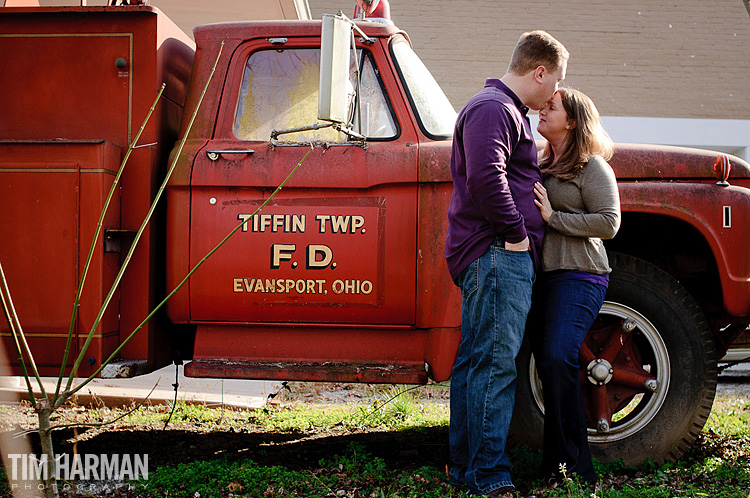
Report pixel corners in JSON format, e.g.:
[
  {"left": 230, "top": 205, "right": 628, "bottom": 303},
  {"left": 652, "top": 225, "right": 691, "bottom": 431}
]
[{"left": 532, "top": 88, "right": 621, "bottom": 485}]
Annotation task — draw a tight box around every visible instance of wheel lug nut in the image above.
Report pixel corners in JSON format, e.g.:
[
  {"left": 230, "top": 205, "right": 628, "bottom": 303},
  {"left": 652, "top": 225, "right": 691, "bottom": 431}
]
[{"left": 597, "top": 418, "right": 610, "bottom": 433}]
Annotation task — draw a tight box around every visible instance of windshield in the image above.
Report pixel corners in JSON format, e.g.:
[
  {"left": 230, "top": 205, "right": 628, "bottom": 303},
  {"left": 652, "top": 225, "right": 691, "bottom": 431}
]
[{"left": 390, "top": 35, "right": 456, "bottom": 139}]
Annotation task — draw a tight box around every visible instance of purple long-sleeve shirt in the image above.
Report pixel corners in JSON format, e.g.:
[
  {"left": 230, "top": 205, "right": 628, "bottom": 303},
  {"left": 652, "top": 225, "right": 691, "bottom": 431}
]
[{"left": 445, "top": 79, "right": 545, "bottom": 282}]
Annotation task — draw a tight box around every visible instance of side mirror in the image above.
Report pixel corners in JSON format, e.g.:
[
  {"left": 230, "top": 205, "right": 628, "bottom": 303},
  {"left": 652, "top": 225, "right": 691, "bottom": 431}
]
[{"left": 318, "top": 13, "right": 352, "bottom": 124}]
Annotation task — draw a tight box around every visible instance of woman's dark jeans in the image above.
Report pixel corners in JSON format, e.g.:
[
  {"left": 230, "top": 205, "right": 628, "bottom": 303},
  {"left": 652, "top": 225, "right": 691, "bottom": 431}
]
[{"left": 530, "top": 275, "right": 606, "bottom": 484}]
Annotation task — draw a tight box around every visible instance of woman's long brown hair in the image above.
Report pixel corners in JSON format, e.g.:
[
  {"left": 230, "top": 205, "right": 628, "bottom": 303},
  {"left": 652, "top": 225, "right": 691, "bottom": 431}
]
[{"left": 539, "top": 88, "right": 614, "bottom": 180}]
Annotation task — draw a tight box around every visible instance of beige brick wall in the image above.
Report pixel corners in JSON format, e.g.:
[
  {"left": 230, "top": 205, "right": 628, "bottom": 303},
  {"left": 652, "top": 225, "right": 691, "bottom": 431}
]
[{"left": 309, "top": 0, "right": 750, "bottom": 120}]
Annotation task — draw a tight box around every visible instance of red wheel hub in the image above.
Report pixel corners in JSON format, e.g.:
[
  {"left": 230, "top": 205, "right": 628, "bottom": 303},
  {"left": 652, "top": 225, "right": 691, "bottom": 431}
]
[{"left": 580, "top": 317, "right": 660, "bottom": 432}]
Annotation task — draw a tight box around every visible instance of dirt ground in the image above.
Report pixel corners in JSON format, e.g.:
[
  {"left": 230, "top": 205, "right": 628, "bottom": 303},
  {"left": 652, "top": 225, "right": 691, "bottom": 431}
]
[{"left": 1, "top": 382, "right": 451, "bottom": 473}]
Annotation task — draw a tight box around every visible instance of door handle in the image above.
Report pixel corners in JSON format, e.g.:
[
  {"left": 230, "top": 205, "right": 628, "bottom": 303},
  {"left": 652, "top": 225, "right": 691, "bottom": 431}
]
[{"left": 206, "top": 149, "right": 255, "bottom": 161}]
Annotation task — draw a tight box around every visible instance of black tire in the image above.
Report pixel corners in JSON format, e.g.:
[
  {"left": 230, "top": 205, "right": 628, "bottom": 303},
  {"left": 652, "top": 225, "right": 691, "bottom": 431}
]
[{"left": 510, "top": 252, "right": 717, "bottom": 466}]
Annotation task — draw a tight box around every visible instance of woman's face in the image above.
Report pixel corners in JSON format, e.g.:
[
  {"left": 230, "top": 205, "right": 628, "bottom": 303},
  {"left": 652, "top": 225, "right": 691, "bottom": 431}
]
[{"left": 537, "top": 92, "right": 571, "bottom": 144}]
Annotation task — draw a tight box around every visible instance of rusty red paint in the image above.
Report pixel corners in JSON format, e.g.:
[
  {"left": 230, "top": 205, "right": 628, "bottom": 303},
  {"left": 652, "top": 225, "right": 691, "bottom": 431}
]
[
  {"left": 0, "top": 6, "right": 194, "bottom": 374},
  {"left": 609, "top": 143, "right": 750, "bottom": 180},
  {"left": 0, "top": 141, "right": 121, "bottom": 377},
  {"left": 188, "top": 324, "right": 430, "bottom": 383},
  {"left": 618, "top": 182, "right": 750, "bottom": 316}
]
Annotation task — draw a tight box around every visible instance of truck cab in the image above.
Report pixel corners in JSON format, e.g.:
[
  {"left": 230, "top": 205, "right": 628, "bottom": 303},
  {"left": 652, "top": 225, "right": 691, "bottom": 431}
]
[{"left": 165, "top": 19, "right": 463, "bottom": 384}]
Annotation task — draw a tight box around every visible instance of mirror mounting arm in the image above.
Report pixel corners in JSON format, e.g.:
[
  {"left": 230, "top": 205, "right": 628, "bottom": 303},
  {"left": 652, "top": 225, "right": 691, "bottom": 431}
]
[
  {"left": 335, "top": 10, "right": 374, "bottom": 44},
  {"left": 270, "top": 122, "right": 335, "bottom": 140},
  {"left": 333, "top": 123, "right": 366, "bottom": 141}
]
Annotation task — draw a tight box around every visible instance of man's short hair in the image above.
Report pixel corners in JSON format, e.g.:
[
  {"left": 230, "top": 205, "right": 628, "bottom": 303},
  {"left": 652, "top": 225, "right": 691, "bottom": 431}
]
[{"left": 508, "top": 30, "right": 569, "bottom": 75}]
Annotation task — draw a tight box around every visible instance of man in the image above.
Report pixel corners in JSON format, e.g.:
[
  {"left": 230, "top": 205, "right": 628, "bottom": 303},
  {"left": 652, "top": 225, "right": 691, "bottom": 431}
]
[{"left": 445, "top": 30, "right": 568, "bottom": 497}]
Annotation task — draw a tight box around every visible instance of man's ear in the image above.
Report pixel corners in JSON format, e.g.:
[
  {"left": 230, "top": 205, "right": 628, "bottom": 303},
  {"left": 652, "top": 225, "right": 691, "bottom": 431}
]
[{"left": 533, "top": 66, "right": 545, "bottom": 84}]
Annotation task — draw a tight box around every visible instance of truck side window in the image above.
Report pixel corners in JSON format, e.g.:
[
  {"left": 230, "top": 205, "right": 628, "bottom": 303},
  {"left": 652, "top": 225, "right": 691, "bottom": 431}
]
[
  {"left": 234, "top": 48, "right": 397, "bottom": 142},
  {"left": 390, "top": 35, "right": 456, "bottom": 140},
  {"left": 351, "top": 52, "right": 398, "bottom": 139}
]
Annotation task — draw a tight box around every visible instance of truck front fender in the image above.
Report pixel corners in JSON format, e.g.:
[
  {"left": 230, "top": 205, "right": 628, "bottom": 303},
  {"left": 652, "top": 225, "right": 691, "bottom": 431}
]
[{"left": 618, "top": 181, "right": 750, "bottom": 317}]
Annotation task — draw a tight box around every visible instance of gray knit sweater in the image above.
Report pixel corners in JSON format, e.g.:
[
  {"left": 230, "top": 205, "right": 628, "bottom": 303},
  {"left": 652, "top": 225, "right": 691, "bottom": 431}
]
[{"left": 541, "top": 155, "right": 621, "bottom": 274}]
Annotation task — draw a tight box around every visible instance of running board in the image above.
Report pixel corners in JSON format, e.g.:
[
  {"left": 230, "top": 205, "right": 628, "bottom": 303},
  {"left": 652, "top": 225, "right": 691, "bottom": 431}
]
[{"left": 184, "top": 359, "right": 429, "bottom": 384}]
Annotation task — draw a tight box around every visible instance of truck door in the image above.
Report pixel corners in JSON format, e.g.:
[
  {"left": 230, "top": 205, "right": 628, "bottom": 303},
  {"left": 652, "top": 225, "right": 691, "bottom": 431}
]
[{"left": 188, "top": 36, "right": 418, "bottom": 325}]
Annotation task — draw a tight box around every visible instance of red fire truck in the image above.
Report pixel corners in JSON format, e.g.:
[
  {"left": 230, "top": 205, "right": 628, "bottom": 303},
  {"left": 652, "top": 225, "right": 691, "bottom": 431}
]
[{"left": 1, "top": 2, "right": 748, "bottom": 465}]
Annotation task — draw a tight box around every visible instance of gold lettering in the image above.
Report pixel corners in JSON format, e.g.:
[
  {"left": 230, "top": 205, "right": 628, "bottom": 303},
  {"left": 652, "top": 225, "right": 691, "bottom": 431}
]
[
  {"left": 330, "top": 215, "right": 350, "bottom": 233},
  {"left": 352, "top": 215, "right": 365, "bottom": 232},
  {"left": 316, "top": 214, "right": 330, "bottom": 233},
  {"left": 330, "top": 279, "right": 373, "bottom": 295},
  {"left": 307, "top": 245, "right": 333, "bottom": 269},
  {"left": 332, "top": 280, "right": 343, "bottom": 294},
  {"left": 237, "top": 214, "right": 252, "bottom": 232},
  {"left": 260, "top": 214, "right": 272, "bottom": 231},
  {"left": 234, "top": 278, "right": 376, "bottom": 296},
  {"left": 361, "top": 280, "right": 373, "bottom": 294},
  {"left": 292, "top": 215, "right": 305, "bottom": 233},
  {"left": 272, "top": 214, "right": 285, "bottom": 232},
  {"left": 271, "top": 244, "right": 296, "bottom": 268}
]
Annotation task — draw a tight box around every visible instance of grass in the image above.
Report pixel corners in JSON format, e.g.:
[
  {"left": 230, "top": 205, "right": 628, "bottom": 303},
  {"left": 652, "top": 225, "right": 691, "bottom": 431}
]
[
  {"left": 135, "top": 437, "right": 750, "bottom": 497},
  {"left": 137, "top": 390, "right": 750, "bottom": 497},
  {"left": 140, "top": 443, "right": 466, "bottom": 498},
  {"left": 705, "top": 395, "right": 750, "bottom": 437},
  {"left": 2, "top": 388, "right": 750, "bottom": 497}
]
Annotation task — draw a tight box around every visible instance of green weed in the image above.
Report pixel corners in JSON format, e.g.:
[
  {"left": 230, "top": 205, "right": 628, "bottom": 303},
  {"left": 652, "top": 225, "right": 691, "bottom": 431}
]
[{"left": 348, "top": 385, "right": 449, "bottom": 429}]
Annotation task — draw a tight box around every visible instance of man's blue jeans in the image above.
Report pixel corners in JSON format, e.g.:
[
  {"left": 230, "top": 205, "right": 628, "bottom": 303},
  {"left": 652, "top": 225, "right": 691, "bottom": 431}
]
[{"left": 449, "top": 241, "right": 535, "bottom": 494}]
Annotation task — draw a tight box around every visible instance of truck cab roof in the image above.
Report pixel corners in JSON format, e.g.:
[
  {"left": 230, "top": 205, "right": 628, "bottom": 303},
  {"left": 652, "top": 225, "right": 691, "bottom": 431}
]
[{"left": 193, "top": 18, "right": 404, "bottom": 44}]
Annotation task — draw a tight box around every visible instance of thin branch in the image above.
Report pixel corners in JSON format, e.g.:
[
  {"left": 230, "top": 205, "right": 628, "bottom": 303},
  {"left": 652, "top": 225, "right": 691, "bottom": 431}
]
[
  {"left": 0, "top": 283, "right": 37, "bottom": 408},
  {"left": 0, "top": 262, "right": 46, "bottom": 403},
  {"left": 55, "top": 84, "right": 166, "bottom": 404},
  {"left": 67, "top": 43, "right": 226, "bottom": 391},
  {"left": 307, "top": 470, "right": 336, "bottom": 496},
  {"left": 162, "top": 363, "right": 180, "bottom": 430}
]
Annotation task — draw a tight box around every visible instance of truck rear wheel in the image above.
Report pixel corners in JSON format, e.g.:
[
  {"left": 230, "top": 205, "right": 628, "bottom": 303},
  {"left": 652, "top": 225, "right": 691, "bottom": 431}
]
[{"left": 510, "top": 253, "right": 717, "bottom": 465}]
